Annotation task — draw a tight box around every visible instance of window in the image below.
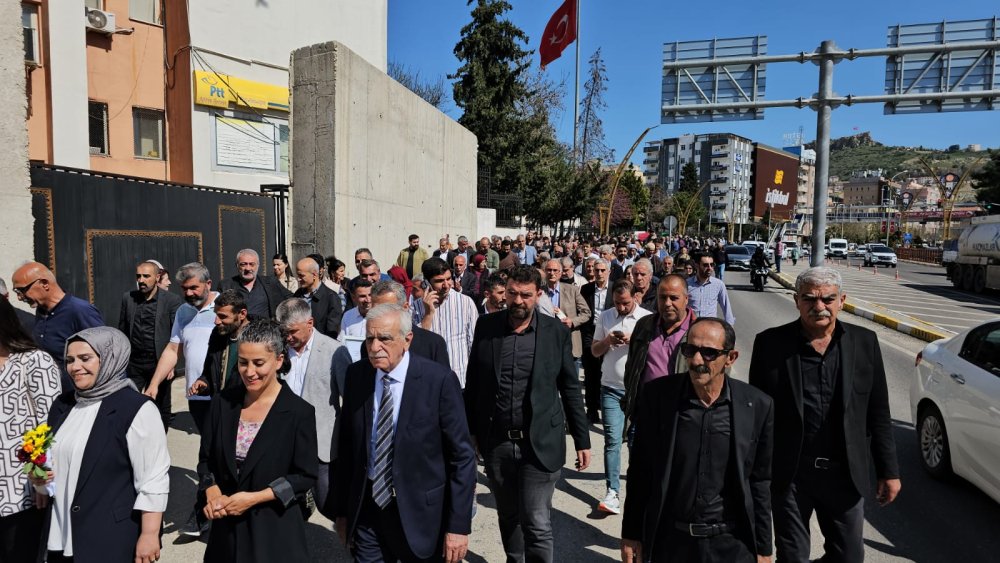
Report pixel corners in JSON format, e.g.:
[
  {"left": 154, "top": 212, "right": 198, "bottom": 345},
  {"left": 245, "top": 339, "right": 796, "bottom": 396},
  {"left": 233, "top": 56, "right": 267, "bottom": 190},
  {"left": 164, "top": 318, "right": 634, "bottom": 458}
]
[
  {"left": 129, "top": 0, "right": 162, "bottom": 24},
  {"left": 22, "top": 4, "right": 39, "bottom": 64},
  {"left": 961, "top": 323, "right": 1000, "bottom": 375},
  {"left": 88, "top": 101, "right": 109, "bottom": 155},
  {"left": 133, "top": 108, "right": 164, "bottom": 159},
  {"left": 84, "top": 0, "right": 104, "bottom": 9},
  {"left": 278, "top": 124, "right": 289, "bottom": 173}
]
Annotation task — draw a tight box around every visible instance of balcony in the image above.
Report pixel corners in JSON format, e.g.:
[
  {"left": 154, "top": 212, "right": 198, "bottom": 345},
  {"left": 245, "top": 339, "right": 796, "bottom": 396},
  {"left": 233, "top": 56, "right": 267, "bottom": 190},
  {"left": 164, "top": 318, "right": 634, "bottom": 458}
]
[
  {"left": 710, "top": 189, "right": 729, "bottom": 196},
  {"left": 710, "top": 176, "right": 728, "bottom": 184},
  {"left": 643, "top": 158, "right": 658, "bottom": 165},
  {"left": 711, "top": 202, "right": 728, "bottom": 210},
  {"left": 710, "top": 164, "right": 728, "bottom": 171},
  {"left": 711, "top": 152, "right": 729, "bottom": 159}
]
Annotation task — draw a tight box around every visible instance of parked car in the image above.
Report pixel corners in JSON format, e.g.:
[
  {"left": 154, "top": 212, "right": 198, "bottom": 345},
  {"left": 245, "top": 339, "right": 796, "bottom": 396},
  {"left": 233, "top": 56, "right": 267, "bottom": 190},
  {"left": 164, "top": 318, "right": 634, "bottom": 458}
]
[
  {"left": 724, "top": 245, "right": 752, "bottom": 270},
  {"left": 864, "top": 244, "right": 897, "bottom": 267},
  {"left": 910, "top": 319, "right": 1000, "bottom": 503}
]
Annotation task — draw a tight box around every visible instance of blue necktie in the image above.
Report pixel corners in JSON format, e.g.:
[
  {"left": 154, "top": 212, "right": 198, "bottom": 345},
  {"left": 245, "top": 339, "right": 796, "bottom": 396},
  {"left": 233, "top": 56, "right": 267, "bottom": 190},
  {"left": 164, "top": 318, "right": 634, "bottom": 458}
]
[{"left": 371, "top": 374, "right": 395, "bottom": 508}]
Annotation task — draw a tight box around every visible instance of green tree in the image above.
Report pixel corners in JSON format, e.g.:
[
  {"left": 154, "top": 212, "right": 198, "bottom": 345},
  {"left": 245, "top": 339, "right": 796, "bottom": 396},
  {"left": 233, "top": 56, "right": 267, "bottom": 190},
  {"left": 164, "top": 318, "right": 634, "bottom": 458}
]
[
  {"left": 679, "top": 161, "right": 699, "bottom": 192},
  {"left": 450, "top": 0, "right": 533, "bottom": 194},
  {"left": 972, "top": 149, "right": 1000, "bottom": 214},
  {"left": 577, "top": 48, "right": 612, "bottom": 167}
]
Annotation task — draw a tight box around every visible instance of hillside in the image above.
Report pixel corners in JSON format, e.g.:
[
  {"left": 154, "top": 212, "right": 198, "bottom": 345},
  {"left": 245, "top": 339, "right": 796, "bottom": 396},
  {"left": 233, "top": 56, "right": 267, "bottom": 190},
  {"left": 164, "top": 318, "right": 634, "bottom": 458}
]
[{"left": 807, "top": 132, "right": 991, "bottom": 178}]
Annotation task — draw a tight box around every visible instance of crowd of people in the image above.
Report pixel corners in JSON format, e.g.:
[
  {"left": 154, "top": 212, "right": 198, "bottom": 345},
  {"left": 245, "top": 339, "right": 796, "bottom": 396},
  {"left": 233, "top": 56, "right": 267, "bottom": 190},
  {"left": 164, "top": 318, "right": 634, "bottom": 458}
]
[{"left": 0, "top": 229, "right": 899, "bottom": 563}]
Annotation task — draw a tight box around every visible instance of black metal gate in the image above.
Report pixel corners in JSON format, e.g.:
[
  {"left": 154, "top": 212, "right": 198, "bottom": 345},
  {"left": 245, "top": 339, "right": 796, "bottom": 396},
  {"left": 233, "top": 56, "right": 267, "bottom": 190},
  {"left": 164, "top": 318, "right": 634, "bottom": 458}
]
[{"left": 30, "top": 164, "right": 281, "bottom": 323}]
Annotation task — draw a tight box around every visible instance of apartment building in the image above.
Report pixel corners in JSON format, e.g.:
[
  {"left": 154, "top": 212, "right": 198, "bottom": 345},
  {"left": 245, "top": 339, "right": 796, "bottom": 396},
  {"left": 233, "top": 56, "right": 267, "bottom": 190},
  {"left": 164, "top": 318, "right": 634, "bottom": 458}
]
[
  {"left": 23, "top": 0, "right": 386, "bottom": 190},
  {"left": 641, "top": 132, "right": 755, "bottom": 228}
]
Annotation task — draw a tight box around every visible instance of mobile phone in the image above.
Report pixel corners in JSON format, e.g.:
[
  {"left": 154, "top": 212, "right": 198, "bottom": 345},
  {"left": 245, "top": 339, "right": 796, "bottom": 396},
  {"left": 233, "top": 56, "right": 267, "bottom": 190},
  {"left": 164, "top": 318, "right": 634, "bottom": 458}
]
[
  {"left": 612, "top": 330, "right": 624, "bottom": 338},
  {"left": 421, "top": 280, "right": 430, "bottom": 290}
]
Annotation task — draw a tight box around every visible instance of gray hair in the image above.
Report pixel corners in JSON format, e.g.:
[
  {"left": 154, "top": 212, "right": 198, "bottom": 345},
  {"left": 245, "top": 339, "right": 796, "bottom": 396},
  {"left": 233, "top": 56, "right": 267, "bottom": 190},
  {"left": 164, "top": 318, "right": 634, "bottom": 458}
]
[
  {"left": 595, "top": 258, "right": 610, "bottom": 269},
  {"left": 297, "top": 257, "right": 319, "bottom": 274},
  {"left": 0, "top": 277, "right": 6, "bottom": 295},
  {"left": 411, "top": 273, "right": 425, "bottom": 284},
  {"left": 457, "top": 235, "right": 469, "bottom": 243},
  {"left": 598, "top": 244, "right": 613, "bottom": 255},
  {"left": 238, "top": 318, "right": 285, "bottom": 358},
  {"left": 795, "top": 266, "right": 843, "bottom": 294},
  {"left": 235, "top": 249, "right": 259, "bottom": 264},
  {"left": 584, "top": 257, "right": 598, "bottom": 268},
  {"left": 633, "top": 258, "right": 653, "bottom": 273},
  {"left": 276, "top": 297, "right": 313, "bottom": 326},
  {"left": 176, "top": 262, "right": 211, "bottom": 283},
  {"left": 366, "top": 303, "right": 412, "bottom": 338},
  {"left": 371, "top": 280, "right": 406, "bottom": 306},
  {"left": 559, "top": 256, "right": 574, "bottom": 269}
]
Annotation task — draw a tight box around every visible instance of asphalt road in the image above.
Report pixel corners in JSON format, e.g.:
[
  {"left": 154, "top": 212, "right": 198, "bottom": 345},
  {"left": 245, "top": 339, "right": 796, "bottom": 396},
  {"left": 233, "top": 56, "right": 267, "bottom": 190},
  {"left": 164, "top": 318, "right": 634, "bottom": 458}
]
[{"left": 155, "top": 271, "right": 1000, "bottom": 562}]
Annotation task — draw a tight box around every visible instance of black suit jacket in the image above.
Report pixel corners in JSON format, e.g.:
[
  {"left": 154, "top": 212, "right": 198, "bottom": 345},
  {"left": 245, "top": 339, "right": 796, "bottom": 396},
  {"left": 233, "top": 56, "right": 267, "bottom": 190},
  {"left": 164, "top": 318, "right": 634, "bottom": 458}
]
[
  {"left": 360, "top": 325, "right": 449, "bottom": 369},
  {"left": 198, "top": 384, "right": 318, "bottom": 563},
  {"left": 622, "top": 374, "right": 774, "bottom": 557},
  {"left": 609, "top": 263, "right": 625, "bottom": 283},
  {"left": 295, "top": 283, "right": 343, "bottom": 339},
  {"left": 464, "top": 311, "right": 591, "bottom": 473},
  {"left": 334, "top": 354, "right": 476, "bottom": 560},
  {"left": 220, "top": 274, "right": 292, "bottom": 320},
  {"left": 197, "top": 330, "right": 245, "bottom": 397},
  {"left": 580, "top": 282, "right": 613, "bottom": 348},
  {"left": 748, "top": 319, "right": 899, "bottom": 495},
  {"left": 117, "top": 288, "right": 183, "bottom": 358}
]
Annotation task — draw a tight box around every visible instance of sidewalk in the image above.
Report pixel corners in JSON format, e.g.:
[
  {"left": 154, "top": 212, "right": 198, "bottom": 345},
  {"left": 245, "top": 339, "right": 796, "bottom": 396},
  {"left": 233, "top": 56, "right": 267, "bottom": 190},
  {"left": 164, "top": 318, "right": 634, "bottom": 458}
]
[{"left": 769, "top": 260, "right": 960, "bottom": 342}]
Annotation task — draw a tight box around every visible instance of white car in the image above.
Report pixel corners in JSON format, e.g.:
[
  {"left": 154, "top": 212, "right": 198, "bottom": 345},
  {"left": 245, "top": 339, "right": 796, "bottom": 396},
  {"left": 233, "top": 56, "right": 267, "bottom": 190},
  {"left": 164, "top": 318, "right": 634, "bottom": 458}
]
[
  {"left": 910, "top": 319, "right": 1000, "bottom": 503},
  {"left": 864, "top": 244, "right": 897, "bottom": 268}
]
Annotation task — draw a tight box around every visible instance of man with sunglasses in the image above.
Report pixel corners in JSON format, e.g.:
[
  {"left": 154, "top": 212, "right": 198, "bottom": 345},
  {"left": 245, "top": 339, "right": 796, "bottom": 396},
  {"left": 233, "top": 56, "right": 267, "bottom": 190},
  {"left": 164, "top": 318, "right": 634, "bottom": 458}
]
[
  {"left": 11, "top": 262, "right": 104, "bottom": 390},
  {"left": 622, "top": 317, "right": 774, "bottom": 563},
  {"left": 749, "top": 267, "right": 899, "bottom": 563}
]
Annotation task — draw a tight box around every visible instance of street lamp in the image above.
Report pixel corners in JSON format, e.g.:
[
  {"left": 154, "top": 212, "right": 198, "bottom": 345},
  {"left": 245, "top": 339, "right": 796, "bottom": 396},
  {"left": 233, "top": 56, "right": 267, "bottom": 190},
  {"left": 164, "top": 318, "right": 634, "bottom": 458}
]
[{"left": 883, "top": 170, "right": 910, "bottom": 246}]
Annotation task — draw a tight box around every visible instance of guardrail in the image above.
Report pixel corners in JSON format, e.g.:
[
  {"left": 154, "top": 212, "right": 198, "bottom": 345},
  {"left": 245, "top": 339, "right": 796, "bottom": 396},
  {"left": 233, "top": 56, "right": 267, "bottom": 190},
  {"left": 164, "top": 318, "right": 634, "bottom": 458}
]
[{"left": 896, "top": 247, "right": 942, "bottom": 264}]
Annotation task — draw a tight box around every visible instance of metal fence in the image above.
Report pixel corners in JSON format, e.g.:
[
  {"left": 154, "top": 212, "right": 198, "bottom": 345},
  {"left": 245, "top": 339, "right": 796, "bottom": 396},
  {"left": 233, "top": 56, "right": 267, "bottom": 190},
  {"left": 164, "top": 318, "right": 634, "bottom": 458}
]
[
  {"left": 896, "top": 247, "right": 943, "bottom": 265},
  {"left": 477, "top": 166, "right": 523, "bottom": 229}
]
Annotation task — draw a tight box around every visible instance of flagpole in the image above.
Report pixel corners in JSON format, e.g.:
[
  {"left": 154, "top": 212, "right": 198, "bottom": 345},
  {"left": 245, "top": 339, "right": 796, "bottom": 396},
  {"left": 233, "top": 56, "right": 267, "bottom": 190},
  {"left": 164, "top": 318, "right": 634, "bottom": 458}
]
[{"left": 572, "top": 0, "right": 580, "bottom": 167}]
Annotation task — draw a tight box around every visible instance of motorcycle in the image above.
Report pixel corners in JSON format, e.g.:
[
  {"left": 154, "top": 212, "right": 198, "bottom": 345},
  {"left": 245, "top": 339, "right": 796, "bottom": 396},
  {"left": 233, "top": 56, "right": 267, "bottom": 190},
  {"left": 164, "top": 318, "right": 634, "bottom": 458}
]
[{"left": 751, "top": 267, "right": 769, "bottom": 292}]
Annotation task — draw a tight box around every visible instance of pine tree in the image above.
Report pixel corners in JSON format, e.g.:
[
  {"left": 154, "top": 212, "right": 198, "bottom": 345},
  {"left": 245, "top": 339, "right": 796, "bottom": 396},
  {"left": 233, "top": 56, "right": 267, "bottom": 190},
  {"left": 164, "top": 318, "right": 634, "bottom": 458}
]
[
  {"left": 577, "top": 48, "right": 612, "bottom": 167},
  {"left": 450, "top": 0, "right": 533, "bottom": 194},
  {"left": 972, "top": 149, "right": 1000, "bottom": 214},
  {"left": 679, "top": 161, "right": 700, "bottom": 193}
]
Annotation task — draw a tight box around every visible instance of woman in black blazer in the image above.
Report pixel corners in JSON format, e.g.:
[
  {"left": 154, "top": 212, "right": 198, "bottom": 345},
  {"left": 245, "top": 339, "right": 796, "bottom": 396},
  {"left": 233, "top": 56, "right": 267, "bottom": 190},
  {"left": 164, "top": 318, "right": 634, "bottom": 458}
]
[{"left": 197, "top": 319, "right": 318, "bottom": 563}]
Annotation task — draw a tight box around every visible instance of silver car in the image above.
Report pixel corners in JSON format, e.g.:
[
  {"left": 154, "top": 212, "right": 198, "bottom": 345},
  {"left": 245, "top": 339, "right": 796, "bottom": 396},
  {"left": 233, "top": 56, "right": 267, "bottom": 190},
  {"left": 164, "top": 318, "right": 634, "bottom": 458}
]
[{"left": 864, "top": 244, "right": 897, "bottom": 268}]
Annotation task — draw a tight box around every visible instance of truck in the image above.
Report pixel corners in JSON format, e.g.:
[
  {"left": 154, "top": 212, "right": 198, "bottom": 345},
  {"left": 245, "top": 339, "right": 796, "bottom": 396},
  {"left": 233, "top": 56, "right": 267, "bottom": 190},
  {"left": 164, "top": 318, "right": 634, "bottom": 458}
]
[{"left": 948, "top": 215, "right": 1000, "bottom": 293}]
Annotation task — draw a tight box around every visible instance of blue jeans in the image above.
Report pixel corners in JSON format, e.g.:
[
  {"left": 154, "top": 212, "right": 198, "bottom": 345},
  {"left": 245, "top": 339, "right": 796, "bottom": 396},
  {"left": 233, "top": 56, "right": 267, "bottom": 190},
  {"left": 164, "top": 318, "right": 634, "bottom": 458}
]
[
  {"left": 601, "top": 386, "right": 625, "bottom": 493},
  {"left": 715, "top": 263, "right": 725, "bottom": 280}
]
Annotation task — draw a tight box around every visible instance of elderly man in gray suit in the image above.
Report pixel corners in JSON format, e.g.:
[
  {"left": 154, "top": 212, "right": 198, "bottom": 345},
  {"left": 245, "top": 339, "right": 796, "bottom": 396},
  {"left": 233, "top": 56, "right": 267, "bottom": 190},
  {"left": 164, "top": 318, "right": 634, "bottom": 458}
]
[{"left": 276, "top": 297, "right": 351, "bottom": 519}]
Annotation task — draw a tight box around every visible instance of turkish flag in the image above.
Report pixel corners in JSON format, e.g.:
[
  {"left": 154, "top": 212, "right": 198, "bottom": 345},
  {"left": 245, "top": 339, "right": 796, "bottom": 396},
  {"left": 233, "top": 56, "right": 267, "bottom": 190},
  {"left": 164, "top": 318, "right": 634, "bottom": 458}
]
[{"left": 539, "top": 0, "right": 577, "bottom": 68}]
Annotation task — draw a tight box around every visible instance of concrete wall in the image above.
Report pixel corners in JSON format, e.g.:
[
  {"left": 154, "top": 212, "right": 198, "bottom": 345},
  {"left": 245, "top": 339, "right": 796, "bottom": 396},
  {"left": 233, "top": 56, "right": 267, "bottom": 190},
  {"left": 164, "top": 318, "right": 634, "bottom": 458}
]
[
  {"left": 290, "top": 42, "right": 477, "bottom": 269},
  {"left": 1, "top": 0, "right": 34, "bottom": 288}
]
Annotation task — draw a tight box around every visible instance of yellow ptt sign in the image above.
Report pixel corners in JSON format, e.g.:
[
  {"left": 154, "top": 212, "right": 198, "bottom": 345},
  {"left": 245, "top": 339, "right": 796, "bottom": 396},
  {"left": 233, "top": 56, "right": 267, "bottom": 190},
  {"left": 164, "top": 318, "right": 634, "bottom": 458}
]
[{"left": 193, "top": 71, "right": 289, "bottom": 112}]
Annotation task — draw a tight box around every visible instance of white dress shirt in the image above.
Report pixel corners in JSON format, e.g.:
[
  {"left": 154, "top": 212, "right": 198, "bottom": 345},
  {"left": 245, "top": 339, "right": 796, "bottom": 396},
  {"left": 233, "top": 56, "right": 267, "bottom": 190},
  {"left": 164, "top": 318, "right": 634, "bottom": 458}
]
[
  {"left": 368, "top": 351, "right": 410, "bottom": 479},
  {"left": 48, "top": 401, "right": 170, "bottom": 555},
  {"left": 285, "top": 331, "right": 315, "bottom": 396}
]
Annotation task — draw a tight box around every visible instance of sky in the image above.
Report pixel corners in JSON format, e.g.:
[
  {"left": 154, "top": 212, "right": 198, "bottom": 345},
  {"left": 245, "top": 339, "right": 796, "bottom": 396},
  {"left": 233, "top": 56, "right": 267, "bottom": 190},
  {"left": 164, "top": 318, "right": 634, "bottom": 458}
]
[{"left": 387, "top": 1, "right": 998, "bottom": 165}]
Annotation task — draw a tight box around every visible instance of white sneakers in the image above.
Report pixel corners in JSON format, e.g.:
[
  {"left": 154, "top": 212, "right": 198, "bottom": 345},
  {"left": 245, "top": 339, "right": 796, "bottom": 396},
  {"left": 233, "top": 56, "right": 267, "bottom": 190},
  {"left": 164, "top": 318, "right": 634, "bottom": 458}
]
[{"left": 598, "top": 489, "right": 621, "bottom": 515}]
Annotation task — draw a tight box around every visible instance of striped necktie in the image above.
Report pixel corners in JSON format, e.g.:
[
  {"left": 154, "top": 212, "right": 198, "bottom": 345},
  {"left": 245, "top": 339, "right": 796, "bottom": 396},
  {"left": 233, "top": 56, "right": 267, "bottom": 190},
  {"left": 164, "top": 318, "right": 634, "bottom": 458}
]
[{"left": 371, "top": 373, "right": 395, "bottom": 508}]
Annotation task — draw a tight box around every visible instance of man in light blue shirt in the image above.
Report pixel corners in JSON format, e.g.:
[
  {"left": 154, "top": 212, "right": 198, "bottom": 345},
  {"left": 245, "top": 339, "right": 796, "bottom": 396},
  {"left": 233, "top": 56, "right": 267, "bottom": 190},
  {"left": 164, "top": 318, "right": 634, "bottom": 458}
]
[
  {"left": 686, "top": 251, "right": 735, "bottom": 325},
  {"left": 514, "top": 234, "right": 537, "bottom": 266}
]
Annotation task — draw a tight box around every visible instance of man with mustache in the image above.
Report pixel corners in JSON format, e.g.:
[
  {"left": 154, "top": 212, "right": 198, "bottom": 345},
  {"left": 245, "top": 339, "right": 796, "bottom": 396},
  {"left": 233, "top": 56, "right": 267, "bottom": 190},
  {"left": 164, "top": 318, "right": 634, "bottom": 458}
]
[
  {"left": 464, "top": 264, "right": 591, "bottom": 563},
  {"left": 622, "top": 318, "right": 774, "bottom": 563},
  {"left": 118, "top": 261, "right": 183, "bottom": 430},
  {"left": 11, "top": 261, "right": 104, "bottom": 390},
  {"left": 749, "top": 267, "right": 900, "bottom": 563},
  {"left": 219, "top": 248, "right": 291, "bottom": 320},
  {"left": 144, "top": 262, "right": 219, "bottom": 435}
]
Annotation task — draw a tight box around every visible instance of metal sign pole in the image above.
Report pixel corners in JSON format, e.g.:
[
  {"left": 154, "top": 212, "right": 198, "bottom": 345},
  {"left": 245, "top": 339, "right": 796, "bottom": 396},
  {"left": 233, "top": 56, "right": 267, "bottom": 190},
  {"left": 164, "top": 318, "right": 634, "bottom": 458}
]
[{"left": 810, "top": 40, "right": 837, "bottom": 267}]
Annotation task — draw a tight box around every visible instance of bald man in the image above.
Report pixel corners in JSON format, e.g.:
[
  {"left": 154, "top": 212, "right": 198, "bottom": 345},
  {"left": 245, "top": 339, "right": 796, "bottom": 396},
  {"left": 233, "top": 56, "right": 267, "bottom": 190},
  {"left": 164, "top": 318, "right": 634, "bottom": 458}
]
[{"left": 11, "top": 262, "right": 104, "bottom": 389}]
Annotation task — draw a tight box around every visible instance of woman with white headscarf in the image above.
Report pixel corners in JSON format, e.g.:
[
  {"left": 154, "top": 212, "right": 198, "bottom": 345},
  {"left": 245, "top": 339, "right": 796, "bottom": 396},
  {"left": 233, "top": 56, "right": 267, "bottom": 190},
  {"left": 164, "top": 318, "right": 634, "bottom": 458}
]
[{"left": 30, "top": 327, "right": 170, "bottom": 563}]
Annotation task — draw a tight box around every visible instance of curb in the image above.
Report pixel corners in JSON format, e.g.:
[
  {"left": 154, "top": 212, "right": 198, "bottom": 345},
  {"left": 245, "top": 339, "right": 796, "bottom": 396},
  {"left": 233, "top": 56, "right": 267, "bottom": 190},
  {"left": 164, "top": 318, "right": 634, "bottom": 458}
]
[{"left": 768, "top": 271, "right": 949, "bottom": 343}]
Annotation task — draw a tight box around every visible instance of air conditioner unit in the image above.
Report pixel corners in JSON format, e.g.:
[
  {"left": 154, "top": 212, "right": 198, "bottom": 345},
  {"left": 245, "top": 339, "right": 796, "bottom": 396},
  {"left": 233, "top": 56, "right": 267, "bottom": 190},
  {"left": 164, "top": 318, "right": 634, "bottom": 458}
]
[{"left": 85, "top": 8, "right": 116, "bottom": 34}]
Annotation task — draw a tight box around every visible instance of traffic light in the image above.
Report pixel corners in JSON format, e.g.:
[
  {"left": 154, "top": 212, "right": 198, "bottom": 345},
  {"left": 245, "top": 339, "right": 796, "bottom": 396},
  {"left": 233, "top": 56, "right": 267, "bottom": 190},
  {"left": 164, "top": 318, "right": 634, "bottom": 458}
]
[{"left": 880, "top": 221, "right": 887, "bottom": 233}]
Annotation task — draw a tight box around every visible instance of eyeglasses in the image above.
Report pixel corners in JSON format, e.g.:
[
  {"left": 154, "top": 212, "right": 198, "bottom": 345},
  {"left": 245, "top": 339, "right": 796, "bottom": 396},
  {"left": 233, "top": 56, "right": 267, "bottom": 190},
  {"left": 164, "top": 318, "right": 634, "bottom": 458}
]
[
  {"left": 680, "top": 343, "right": 730, "bottom": 361},
  {"left": 13, "top": 279, "right": 41, "bottom": 295}
]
